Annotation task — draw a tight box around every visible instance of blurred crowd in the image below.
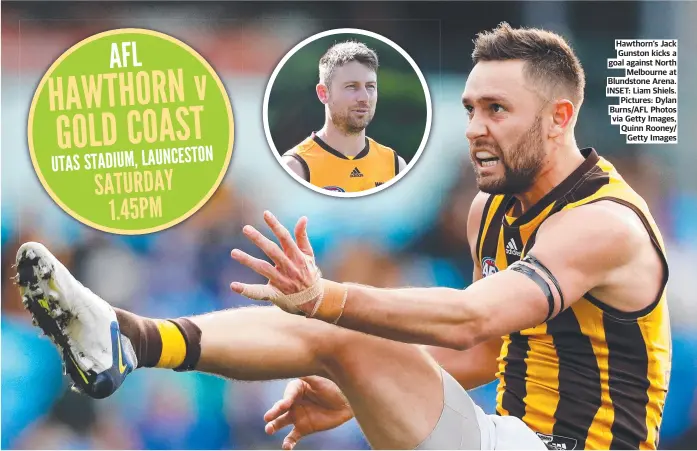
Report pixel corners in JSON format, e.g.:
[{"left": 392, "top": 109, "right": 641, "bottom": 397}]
[{"left": 3, "top": 1, "right": 697, "bottom": 450}]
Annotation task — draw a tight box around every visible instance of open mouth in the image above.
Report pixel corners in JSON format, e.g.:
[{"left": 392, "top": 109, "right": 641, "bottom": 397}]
[{"left": 476, "top": 151, "right": 500, "bottom": 167}]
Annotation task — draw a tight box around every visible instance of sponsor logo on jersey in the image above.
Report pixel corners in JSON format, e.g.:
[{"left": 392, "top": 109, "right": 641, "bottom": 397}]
[
  {"left": 536, "top": 432, "right": 578, "bottom": 450},
  {"left": 505, "top": 238, "right": 522, "bottom": 257},
  {"left": 350, "top": 167, "right": 364, "bottom": 178}
]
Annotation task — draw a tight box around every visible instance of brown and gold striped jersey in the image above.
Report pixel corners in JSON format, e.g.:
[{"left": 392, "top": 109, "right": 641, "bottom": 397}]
[{"left": 475, "top": 148, "right": 671, "bottom": 450}]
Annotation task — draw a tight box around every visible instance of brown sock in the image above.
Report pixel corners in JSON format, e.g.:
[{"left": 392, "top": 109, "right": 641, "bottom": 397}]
[{"left": 114, "top": 308, "right": 201, "bottom": 371}]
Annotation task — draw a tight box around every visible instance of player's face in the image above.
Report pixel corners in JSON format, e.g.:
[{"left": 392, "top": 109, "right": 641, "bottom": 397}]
[
  {"left": 326, "top": 61, "right": 378, "bottom": 135},
  {"left": 462, "top": 60, "right": 549, "bottom": 195}
]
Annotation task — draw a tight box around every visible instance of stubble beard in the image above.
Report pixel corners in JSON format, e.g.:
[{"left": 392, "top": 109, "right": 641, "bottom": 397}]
[{"left": 473, "top": 116, "right": 546, "bottom": 195}]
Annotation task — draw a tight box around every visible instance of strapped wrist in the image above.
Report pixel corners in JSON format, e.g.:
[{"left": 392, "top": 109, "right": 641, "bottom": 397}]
[{"left": 309, "top": 279, "right": 348, "bottom": 324}]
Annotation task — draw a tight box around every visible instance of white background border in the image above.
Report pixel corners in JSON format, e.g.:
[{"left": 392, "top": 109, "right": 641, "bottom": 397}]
[{"left": 262, "top": 27, "right": 433, "bottom": 198}]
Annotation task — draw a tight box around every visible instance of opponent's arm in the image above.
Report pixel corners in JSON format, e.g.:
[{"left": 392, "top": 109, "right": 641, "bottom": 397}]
[{"left": 231, "top": 203, "right": 643, "bottom": 351}]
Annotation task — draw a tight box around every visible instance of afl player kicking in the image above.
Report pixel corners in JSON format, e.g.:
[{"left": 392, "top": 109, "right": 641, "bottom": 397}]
[{"left": 17, "top": 23, "right": 669, "bottom": 450}]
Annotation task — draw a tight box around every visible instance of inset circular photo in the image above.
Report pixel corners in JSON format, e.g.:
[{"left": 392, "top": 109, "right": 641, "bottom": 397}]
[{"left": 263, "top": 28, "right": 431, "bottom": 197}]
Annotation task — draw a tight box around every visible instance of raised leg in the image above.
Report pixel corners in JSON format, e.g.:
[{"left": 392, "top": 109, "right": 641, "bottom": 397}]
[{"left": 191, "top": 306, "right": 445, "bottom": 450}]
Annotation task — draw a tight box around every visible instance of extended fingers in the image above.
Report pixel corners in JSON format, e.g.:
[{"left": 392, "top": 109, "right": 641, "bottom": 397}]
[
  {"left": 294, "top": 216, "right": 314, "bottom": 257},
  {"left": 242, "top": 225, "right": 295, "bottom": 272},
  {"left": 265, "top": 411, "right": 294, "bottom": 435},
  {"left": 283, "top": 427, "right": 304, "bottom": 450},
  {"left": 264, "top": 398, "right": 292, "bottom": 423},
  {"left": 231, "top": 249, "right": 283, "bottom": 282},
  {"left": 264, "top": 211, "right": 305, "bottom": 263},
  {"left": 264, "top": 379, "right": 304, "bottom": 422},
  {"left": 229, "top": 282, "right": 274, "bottom": 301}
]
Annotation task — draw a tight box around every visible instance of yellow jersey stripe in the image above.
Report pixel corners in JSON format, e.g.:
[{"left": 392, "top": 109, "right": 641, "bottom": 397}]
[
  {"left": 575, "top": 300, "right": 614, "bottom": 450},
  {"left": 637, "top": 307, "right": 671, "bottom": 450}
]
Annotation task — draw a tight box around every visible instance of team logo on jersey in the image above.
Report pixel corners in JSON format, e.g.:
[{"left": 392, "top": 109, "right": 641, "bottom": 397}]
[
  {"left": 324, "top": 186, "right": 346, "bottom": 192},
  {"left": 481, "top": 257, "right": 498, "bottom": 277},
  {"left": 505, "top": 238, "right": 522, "bottom": 257},
  {"left": 536, "top": 433, "right": 578, "bottom": 450}
]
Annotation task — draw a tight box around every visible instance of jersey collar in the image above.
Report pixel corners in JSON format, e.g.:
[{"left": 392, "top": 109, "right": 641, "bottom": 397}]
[
  {"left": 312, "top": 133, "right": 370, "bottom": 160},
  {"left": 503, "top": 147, "right": 600, "bottom": 227}
]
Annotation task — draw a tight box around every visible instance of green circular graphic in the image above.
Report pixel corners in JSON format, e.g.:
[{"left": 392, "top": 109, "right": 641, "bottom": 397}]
[{"left": 28, "top": 28, "right": 234, "bottom": 234}]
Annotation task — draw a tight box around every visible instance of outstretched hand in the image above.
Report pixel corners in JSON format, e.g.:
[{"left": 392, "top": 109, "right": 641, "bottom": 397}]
[
  {"left": 264, "top": 376, "right": 354, "bottom": 450},
  {"left": 230, "top": 211, "right": 321, "bottom": 315}
]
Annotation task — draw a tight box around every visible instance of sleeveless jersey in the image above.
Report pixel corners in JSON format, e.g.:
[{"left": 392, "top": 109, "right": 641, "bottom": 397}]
[
  {"left": 475, "top": 148, "right": 671, "bottom": 450},
  {"left": 284, "top": 133, "right": 399, "bottom": 192}
]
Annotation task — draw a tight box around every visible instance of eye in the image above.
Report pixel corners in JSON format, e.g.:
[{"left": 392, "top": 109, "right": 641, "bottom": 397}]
[
  {"left": 464, "top": 105, "right": 474, "bottom": 116},
  {"left": 491, "top": 103, "right": 506, "bottom": 113}
]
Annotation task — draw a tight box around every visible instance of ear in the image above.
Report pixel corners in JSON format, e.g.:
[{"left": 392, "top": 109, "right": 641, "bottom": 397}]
[
  {"left": 549, "top": 99, "right": 574, "bottom": 138},
  {"left": 316, "top": 83, "right": 329, "bottom": 104}
]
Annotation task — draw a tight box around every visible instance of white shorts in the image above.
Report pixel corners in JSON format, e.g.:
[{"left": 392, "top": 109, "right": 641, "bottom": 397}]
[{"left": 415, "top": 369, "right": 547, "bottom": 450}]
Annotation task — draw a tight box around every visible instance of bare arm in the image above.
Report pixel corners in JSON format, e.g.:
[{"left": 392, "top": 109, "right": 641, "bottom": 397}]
[
  {"left": 422, "top": 191, "right": 500, "bottom": 388},
  {"left": 282, "top": 155, "right": 308, "bottom": 181},
  {"left": 335, "top": 202, "right": 645, "bottom": 350},
  {"left": 230, "top": 199, "right": 650, "bottom": 352}
]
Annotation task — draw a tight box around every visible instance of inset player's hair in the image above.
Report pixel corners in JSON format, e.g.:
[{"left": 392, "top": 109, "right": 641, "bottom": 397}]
[
  {"left": 472, "top": 22, "right": 585, "bottom": 106},
  {"left": 319, "top": 40, "right": 379, "bottom": 88}
]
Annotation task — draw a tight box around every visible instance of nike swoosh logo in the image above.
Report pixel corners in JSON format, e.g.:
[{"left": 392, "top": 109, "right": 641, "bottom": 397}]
[
  {"left": 70, "top": 354, "right": 89, "bottom": 384},
  {"left": 117, "top": 333, "right": 128, "bottom": 374}
]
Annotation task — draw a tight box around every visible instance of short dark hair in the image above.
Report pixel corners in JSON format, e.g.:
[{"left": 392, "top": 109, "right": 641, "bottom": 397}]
[
  {"left": 472, "top": 22, "right": 585, "bottom": 106},
  {"left": 319, "top": 40, "right": 379, "bottom": 88}
]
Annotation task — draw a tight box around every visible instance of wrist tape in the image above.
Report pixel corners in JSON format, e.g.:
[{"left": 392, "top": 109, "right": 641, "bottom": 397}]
[{"left": 240, "top": 276, "right": 348, "bottom": 324}]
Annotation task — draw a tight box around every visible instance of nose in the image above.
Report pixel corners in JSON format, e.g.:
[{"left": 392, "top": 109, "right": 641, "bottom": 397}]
[
  {"left": 465, "top": 112, "right": 488, "bottom": 141},
  {"left": 356, "top": 86, "right": 370, "bottom": 102}
]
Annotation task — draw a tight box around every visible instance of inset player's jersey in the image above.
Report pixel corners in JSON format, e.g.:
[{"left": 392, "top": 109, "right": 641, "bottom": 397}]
[
  {"left": 284, "top": 133, "right": 399, "bottom": 192},
  {"left": 475, "top": 148, "right": 671, "bottom": 450}
]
